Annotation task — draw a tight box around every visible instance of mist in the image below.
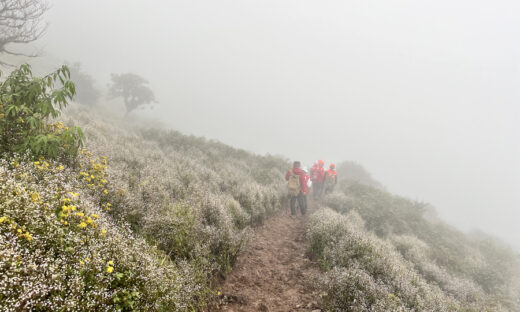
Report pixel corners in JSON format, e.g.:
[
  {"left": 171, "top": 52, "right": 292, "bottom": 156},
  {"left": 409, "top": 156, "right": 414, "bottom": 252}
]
[{"left": 38, "top": 0, "right": 519, "bottom": 249}]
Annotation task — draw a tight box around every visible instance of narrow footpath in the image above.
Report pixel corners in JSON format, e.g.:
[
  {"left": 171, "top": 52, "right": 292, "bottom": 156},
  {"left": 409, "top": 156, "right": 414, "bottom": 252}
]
[{"left": 215, "top": 205, "right": 322, "bottom": 312}]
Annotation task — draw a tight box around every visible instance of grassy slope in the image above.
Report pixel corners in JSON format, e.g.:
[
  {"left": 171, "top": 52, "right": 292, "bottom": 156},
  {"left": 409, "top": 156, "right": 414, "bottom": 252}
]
[
  {"left": 308, "top": 176, "right": 520, "bottom": 311},
  {"left": 0, "top": 106, "right": 289, "bottom": 311}
]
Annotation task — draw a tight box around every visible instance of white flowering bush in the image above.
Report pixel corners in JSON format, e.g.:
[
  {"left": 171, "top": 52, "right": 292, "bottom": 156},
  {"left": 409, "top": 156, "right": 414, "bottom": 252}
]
[
  {"left": 311, "top": 178, "right": 520, "bottom": 311},
  {"left": 0, "top": 104, "right": 288, "bottom": 310},
  {"left": 68, "top": 110, "right": 287, "bottom": 275},
  {"left": 308, "top": 208, "right": 496, "bottom": 311},
  {"left": 0, "top": 159, "right": 206, "bottom": 311}
]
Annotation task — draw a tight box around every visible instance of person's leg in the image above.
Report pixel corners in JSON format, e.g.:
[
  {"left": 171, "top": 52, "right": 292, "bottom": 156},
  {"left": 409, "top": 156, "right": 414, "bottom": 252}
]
[
  {"left": 299, "top": 194, "right": 307, "bottom": 215},
  {"left": 290, "top": 195, "right": 297, "bottom": 215},
  {"left": 317, "top": 182, "right": 323, "bottom": 199}
]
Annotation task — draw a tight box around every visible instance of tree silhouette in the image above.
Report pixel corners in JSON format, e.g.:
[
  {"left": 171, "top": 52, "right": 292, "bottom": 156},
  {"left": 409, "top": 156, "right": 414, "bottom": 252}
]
[
  {"left": 69, "top": 62, "right": 100, "bottom": 106},
  {"left": 108, "top": 73, "right": 156, "bottom": 115}
]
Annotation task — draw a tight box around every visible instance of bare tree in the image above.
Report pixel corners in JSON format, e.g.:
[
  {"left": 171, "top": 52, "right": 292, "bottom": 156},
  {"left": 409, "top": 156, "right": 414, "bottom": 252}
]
[{"left": 0, "top": 0, "right": 49, "bottom": 66}]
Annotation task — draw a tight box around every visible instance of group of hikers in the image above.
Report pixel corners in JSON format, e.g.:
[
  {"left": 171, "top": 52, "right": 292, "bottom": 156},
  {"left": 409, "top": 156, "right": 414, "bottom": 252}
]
[{"left": 285, "top": 160, "right": 338, "bottom": 216}]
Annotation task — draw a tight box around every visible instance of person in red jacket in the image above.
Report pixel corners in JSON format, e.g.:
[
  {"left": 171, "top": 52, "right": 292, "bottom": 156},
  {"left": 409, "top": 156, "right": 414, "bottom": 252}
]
[
  {"left": 310, "top": 159, "right": 325, "bottom": 200},
  {"left": 285, "top": 161, "right": 309, "bottom": 216},
  {"left": 323, "top": 163, "right": 338, "bottom": 194}
]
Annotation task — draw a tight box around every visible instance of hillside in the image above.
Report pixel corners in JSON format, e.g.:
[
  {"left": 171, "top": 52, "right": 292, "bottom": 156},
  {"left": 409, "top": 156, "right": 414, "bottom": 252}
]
[
  {"left": 308, "top": 182, "right": 520, "bottom": 311},
  {"left": 0, "top": 104, "right": 288, "bottom": 310},
  {"left": 1, "top": 103, "right": 519, "bottom": 311}
]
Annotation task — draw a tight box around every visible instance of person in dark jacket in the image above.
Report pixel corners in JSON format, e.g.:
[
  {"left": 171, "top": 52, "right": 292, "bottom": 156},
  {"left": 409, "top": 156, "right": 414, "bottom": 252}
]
[{"left": 285, "top": 161, "right": 309, "bottom": 216}]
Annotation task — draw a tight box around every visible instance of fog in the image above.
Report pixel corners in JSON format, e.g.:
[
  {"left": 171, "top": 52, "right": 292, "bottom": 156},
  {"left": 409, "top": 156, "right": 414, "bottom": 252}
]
[{"left": 38, "top": 0, "right": 519, "bottom": 249}]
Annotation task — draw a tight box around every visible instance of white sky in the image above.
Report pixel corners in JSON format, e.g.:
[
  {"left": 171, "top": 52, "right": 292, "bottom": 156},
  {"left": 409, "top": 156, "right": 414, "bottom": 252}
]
[{"left": 37, "top": 0, "right": 520, "bottom": 249}]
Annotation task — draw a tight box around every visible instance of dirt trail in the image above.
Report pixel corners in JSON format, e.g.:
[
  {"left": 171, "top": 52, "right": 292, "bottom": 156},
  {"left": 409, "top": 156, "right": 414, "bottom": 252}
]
[{"left": 215, "top": 206, "right": 322, "bottom": 312}]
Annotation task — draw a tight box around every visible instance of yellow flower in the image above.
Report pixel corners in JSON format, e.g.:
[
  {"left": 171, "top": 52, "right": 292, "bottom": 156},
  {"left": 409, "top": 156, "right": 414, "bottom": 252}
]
[
  {"left": 30, "top": 192, "right": 40, "bottom": 202},
  {"left": 103, "top": 190, "right": 108, "bottom": 195},
  {"left": 107, "top": 260, "right": 114, "bottom": 266},
  {"left": 78, "top": 222, "right": 87, "bottom": 228},
  {"left": 86, "top": 217, "right": 94, "bottom": 225},
  {"left": 71, "top": 205, "right": 77, "bottom": 211},
  {"left": 106, "top": 266, "right": 114, "bottom": 273},
  {"left": 0, "top": 216, "right": 7, "bottom": 224},
  {"left": 91, "top": 214, "right": 99, "bottom": 219},
  {"left": 33, "top": 161, "right": 40, "bottom": 165},
  {"left": 24, "top": 232, "right": 33, "bottom": 241},
  {"left": 101, "top": 228, "right": 107, "bottom": 235},
  {"left": 79, "top": 260, "right": 84, "bottom": 265},
  {"left": 17, "top": 229, "right": 22, "bottom": 234},
  {"left": 75, "top": 212, "right": 84, "bottom": 217}
]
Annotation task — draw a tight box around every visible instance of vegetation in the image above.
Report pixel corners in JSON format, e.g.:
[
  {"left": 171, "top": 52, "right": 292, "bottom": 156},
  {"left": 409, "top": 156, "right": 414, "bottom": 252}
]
[
  {"left": 1, "top": 64, "right": 518, "bottom": 311},
  {"left": 308, "top": 180, "right": 520, "bottom": 311},
  {"left": 0, "top": 63, "right": 288, "bottom": 309},
  {"left": 0, "top": 64, "right": 84, "bottom": 162},
  {"left": 108, "top": 73, "right": 156, "bottom": 115}
]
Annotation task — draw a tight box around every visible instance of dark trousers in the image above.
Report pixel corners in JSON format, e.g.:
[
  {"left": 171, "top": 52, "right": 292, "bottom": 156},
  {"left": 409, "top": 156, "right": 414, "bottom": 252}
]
[
  {"left": 290, "top": 193, "right": 307, "bottom": 215},
  {"left": 313, "top": 182, "right": 323, "bottom": 200},
  {"left": 324, "top": 184, "right": 335, "bottom": 195}
]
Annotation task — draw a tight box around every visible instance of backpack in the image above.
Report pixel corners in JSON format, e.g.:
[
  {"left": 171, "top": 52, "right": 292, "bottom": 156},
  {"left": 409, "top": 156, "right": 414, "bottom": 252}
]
[
  {"left": 325, "top": 171, "right": 336, "bottom": 187},
  {"left": 310, "top": 167, "right": 320, "bottom": 182},
  {"left": 287, "top": 172, "right": 301, "bottom": 196}
]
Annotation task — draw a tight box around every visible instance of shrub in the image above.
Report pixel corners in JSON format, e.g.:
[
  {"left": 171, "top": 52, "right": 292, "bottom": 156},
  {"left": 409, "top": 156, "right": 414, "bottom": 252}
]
[
  {"left": 323, "top": 181, "right": 520, "bottom": 310},
  {"left": 308, "top": 208, "right": 498, "bottom": 311},
  {"left": 0, "top": 159, "right": 206, "bottom": 311},
  {"left": 0, "top": 64, "right": 84, "bottom": 162}
]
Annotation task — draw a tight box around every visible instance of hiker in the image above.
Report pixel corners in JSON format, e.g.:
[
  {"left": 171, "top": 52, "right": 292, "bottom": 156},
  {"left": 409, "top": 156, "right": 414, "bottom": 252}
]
[
  {"left": 285, "top": 161, "right": 309, "bottom": 216},
  {"left": 310, "top": 160, "right": 325, "bottom": 200},
  {"left": 323, "top": 163, "right": 338, "bottom": 194}
]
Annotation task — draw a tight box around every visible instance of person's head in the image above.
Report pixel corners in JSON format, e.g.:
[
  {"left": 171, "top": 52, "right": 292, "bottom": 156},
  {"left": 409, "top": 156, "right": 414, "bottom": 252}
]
[
  {"left": 318, "top": 159, "right": 325, "bottom": 167},
  {"left": 330, "top": 163, "right": 335, "bottom": 170},
  {"left": 293, "top": 161, "right": 301, "bottom": 168}
]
